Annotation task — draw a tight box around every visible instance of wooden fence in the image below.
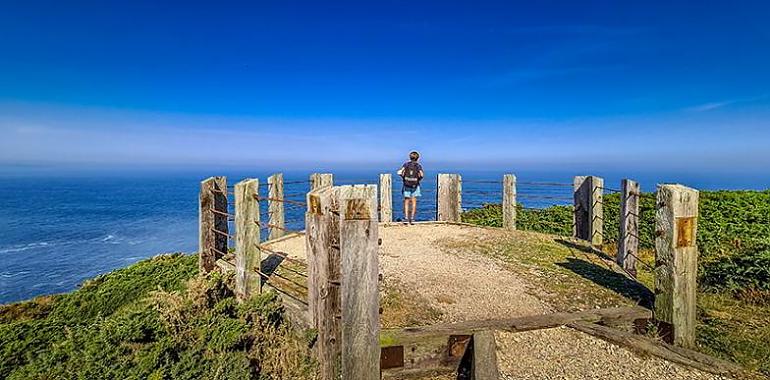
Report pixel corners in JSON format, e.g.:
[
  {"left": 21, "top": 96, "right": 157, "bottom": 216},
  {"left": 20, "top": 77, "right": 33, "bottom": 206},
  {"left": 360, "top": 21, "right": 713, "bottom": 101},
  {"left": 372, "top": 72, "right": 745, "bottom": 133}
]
[{"left": 198, "top": 171, "right": 702, "bottom": 377}]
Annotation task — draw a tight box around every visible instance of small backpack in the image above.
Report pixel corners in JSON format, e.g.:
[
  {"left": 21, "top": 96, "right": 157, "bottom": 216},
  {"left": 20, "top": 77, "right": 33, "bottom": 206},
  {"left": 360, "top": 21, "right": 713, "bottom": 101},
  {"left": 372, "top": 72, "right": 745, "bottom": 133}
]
[{"left": 402, "top": 162, "right": 422, "bottom": 187}]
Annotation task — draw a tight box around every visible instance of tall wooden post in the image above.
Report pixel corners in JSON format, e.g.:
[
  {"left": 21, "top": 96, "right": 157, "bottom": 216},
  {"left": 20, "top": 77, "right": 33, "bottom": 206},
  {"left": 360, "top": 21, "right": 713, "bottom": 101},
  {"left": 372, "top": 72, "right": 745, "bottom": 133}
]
[
  {"left": 306, "top": 186, "right": 342, "bottom": 379},
  {"left": 310, "top": 173, "right": 333, "bottom": 191},
  {"left": 338, "top": 185, "right": 380, "bottom": 380},
  {"left": 267, "top": 173, "right": 285, "bottom": 240},
  {"left": 618, "top": 179, "right": 640, "bottom": 277},
  {"left": 437, "top": 173, "right": 462, "bottom": 222},
  {"left": 502, "top": 174, "right": 517, "bottom": 230},
  {"left": 654, "top": 184, "right": 699, "bottom": 348},
  {"left": 573, "top": 176, "right": 589, "bottom": 241},
  {"left": 235, "top": 179, "right": 260, "bottom": 301},
  {"left": 199, "top": 176, "right": 228, "bottom": 274},
  {"left": 573, "top": 175, "right": 603, "bottom": 246},
  {"left": 379, "top": 173, "right": 393, "bottom": 223}
]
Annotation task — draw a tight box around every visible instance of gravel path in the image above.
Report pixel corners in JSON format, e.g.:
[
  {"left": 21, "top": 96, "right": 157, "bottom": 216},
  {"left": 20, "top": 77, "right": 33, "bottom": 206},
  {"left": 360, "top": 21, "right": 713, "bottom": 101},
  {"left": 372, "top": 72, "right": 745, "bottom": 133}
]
[
  {"left": 265, "top": 224, "right": 550, "bottom": 323},
  {"left": 496, "top": 327, "right": 728, "bottom": 380},
  {"left": 378, "top": 223, "right": 550, "bottom": 323}
]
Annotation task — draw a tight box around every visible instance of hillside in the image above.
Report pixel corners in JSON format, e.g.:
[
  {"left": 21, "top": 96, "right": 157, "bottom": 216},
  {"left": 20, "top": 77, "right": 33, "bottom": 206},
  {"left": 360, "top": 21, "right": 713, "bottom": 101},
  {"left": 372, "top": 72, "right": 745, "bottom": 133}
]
[{"left": 0, "top": 254, "right": 314, "bottom": 380}]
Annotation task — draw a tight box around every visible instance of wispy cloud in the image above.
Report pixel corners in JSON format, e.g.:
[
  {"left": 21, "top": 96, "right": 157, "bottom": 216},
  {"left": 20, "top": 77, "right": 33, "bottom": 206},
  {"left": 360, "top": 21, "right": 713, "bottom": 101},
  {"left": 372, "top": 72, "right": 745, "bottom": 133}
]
[
  {"left": 500, "top": 24, "right": 649, "bottom": 37},
  {"left": 684, "top": 94, "right": 768, "bottom": 112},
  {"left": 685, "top": 101, "right": 733, "bottom": 112},
  {"left": 484, "top": 67, "right": 588, "bottom": 86},
  {"left": 473, "top": 65, "right": 623, "bottom": 88},
  {"left": 396, "top": 22, "right": 647, "bottom": 38}
]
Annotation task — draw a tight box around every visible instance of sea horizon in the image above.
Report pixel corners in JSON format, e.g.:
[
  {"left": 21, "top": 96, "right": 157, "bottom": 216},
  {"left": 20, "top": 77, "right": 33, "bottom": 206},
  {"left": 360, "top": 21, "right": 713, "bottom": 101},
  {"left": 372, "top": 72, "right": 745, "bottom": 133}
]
[{"left": 1, "top": 167, "right": 768, "bottom": 304}]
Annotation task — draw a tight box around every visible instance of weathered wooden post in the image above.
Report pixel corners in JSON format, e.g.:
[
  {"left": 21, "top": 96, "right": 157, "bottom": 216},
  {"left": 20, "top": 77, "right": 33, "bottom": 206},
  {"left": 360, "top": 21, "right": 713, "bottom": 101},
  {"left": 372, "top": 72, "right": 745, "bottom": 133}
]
[
  {"left": 573, "top": 175, "right": 604, "bottom": 246},
  {"left": 310, "top": 173, "right": 333, "bottom": 191},
  {"left": 338, "top": 185, "right": 379, "bottom": 380},
  {"left": 654, "top": 184, "right": 699, "bottom": 348},
  {"left": 305, "top": 185, "right": 342, "bottom": 379},
  {"left": 234, "top": 179, "right": 260, "bottom": 301},
  {"left": 199, "top": 176, "right": 228, "bottom": 274},
  {"left": 472, "top": 331, "right": 500, "bottom": 379},
  {"left": 267, "top": 173, "right": 285, "bottom": 240},
  {"left": 379, "top": 173, "right": 393, "bottom": 223},
  {"left": 617, "top": 179, "right": 640, "bottom": 277},
  {"left": 502, "top": 174, "right": 517, "bottom": 230},
  {"left": 437, "top": 173, "right": 462, "bottom": 222}
]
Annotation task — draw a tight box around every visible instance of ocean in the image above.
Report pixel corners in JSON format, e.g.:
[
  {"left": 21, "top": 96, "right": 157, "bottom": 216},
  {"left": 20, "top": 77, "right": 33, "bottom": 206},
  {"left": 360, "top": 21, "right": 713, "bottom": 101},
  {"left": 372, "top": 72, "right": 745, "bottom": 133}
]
[{"left": 1, "top": 168, "right": 768, "bottom": 304}]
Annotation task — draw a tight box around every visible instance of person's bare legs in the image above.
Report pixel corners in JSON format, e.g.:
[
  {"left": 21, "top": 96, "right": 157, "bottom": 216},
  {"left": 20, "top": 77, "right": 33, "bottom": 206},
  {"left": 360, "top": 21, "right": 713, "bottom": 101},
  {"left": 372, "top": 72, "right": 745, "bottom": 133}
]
[
  {"left": 410, "top": 197, "right": 417, "bottom": 223},
  {"left": 403, "top": 197, "right": 411, "bottom": 223}
]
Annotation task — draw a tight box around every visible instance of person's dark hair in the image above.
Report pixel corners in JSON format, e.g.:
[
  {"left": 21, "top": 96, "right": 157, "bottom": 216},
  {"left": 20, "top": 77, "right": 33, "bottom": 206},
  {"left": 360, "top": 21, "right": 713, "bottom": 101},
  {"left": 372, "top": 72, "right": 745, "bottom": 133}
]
[{"left": 409, "top": 151, "right": 420, "bottom": 161}]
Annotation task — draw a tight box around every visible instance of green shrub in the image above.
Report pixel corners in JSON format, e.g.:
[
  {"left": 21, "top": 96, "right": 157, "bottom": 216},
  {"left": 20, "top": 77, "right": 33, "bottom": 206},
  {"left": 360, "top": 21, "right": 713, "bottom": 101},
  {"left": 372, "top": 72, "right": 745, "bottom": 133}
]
[
  {"left": 0, "top": 254, "right": 315, "bottom": 380},
  {"left": 463, "top": 190, "right": 770, "bottom": 291},
  {"left": 701, "top": 241, "right": 770, "bottom": 293},
  {"left": 461, "top": 204, "right": 503, "bottom": 227},
  {"left": 462, "top": 204, "right": 574, "bottom": 236},
  {"left": 49, "top": 253, "right": 198, "bottom": 322}
]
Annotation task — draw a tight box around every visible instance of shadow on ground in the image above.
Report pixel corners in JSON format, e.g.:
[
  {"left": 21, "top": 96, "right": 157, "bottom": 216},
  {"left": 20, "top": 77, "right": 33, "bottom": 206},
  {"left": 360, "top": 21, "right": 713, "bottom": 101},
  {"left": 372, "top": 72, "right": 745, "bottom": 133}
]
[
  {"left": 555, "top": 240, "right": 654, "bottom": 309},
  {"left": 556, "top": 238, "right": 616, "bottom": 262},
  {"left": 260, "top": 254, "right": 285, "bottom": 286}
]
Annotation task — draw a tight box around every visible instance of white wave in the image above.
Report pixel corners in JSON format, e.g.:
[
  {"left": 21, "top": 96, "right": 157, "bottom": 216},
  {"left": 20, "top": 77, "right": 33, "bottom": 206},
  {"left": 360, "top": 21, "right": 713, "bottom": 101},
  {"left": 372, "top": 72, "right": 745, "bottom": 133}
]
[
  {"left": 0, "top": 233, "right": 122, "bottom": 254},
  {"left": 0, "top": 242, "right": 51, "bottom": 254},
  {"left": 0, "top": 270, "right": 31, "bottom": 278}
]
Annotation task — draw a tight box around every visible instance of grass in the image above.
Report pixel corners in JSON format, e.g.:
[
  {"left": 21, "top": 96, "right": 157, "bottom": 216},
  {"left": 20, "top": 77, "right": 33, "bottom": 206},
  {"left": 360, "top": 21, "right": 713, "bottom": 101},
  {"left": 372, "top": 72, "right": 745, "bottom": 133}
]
[
  {"left": 0, "top": 253, "right": 315, "bottom": 380},
  {"left": 462, "top": 190, "right": 770, "bottom": 376},
  {"left": 379, "top": 279, "right": 443, "bottom": 329},
  {"left": 463, "top": 190, "right": 770, "bottom": 287},
  {"left": 697, "top": 293, "right": 770, "bottom": 376},
  {"left": 438, "top": 229, "right": 652, "bottom": 313}
]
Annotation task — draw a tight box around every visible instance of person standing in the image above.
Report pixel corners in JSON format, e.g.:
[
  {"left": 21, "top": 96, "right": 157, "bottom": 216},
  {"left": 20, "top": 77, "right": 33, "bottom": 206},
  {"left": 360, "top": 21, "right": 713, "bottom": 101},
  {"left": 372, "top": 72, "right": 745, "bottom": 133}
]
[{"left": 397, "top": 151, "right": 424, "bottom": 224}]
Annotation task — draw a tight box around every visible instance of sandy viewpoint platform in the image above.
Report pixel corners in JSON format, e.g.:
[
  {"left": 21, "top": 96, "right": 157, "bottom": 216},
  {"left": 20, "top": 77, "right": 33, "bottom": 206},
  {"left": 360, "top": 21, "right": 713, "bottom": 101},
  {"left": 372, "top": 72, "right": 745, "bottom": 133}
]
[{"left": 261, "top": 223, "right": 732, "bottom": 380}]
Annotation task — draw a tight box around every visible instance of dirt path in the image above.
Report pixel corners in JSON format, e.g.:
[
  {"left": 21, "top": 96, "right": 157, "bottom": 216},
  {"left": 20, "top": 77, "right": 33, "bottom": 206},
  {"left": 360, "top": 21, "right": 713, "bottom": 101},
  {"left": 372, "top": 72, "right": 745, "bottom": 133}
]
[
  {"left": 265, "top": 223, "right": 733, "bottom": 380},
  {"left": 378, "top": 223, "right": 550, "bottom": 323},
  {"left": 266, "top": 223, "right": 551, "bottom": 323}
]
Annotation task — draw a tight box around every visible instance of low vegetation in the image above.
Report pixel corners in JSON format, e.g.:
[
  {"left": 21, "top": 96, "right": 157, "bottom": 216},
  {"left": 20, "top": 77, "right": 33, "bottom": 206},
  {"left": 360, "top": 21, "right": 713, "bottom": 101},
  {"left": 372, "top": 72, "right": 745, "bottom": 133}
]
[
  {"left": 462, "top": 190, "right": 770, "bottom": 375},
  {"left": 0, "top": 253, "right": 314, "bottom": 380},
  {"left": 438, "top": 230, "right": 652, "bottom": 312},
  {"left": 379, "top": 279, "right": 443, "bottom": 329}
]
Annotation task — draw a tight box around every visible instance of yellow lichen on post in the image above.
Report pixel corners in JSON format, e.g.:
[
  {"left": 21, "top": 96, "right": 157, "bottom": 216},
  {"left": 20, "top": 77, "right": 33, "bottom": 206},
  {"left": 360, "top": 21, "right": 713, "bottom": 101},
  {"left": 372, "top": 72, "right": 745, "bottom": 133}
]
[
  {"left": 654, "top": 184, "right": 699, "bottom": 348},
  {"left": 305, "top": 185, "right": 341, "bottom": 380},
  {"left": 310, "top": 173, "right": 333, "bottom": 191},
  {"left": 338, "top": 185, "right": 380, "bottom": 380}
]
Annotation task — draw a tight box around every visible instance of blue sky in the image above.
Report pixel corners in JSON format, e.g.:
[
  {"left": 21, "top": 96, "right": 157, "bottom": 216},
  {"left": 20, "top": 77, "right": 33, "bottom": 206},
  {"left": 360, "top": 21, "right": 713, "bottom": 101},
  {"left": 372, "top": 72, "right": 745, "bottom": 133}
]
[{"left": 1, "top": 1, "right": 769, "bottom": 172}]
